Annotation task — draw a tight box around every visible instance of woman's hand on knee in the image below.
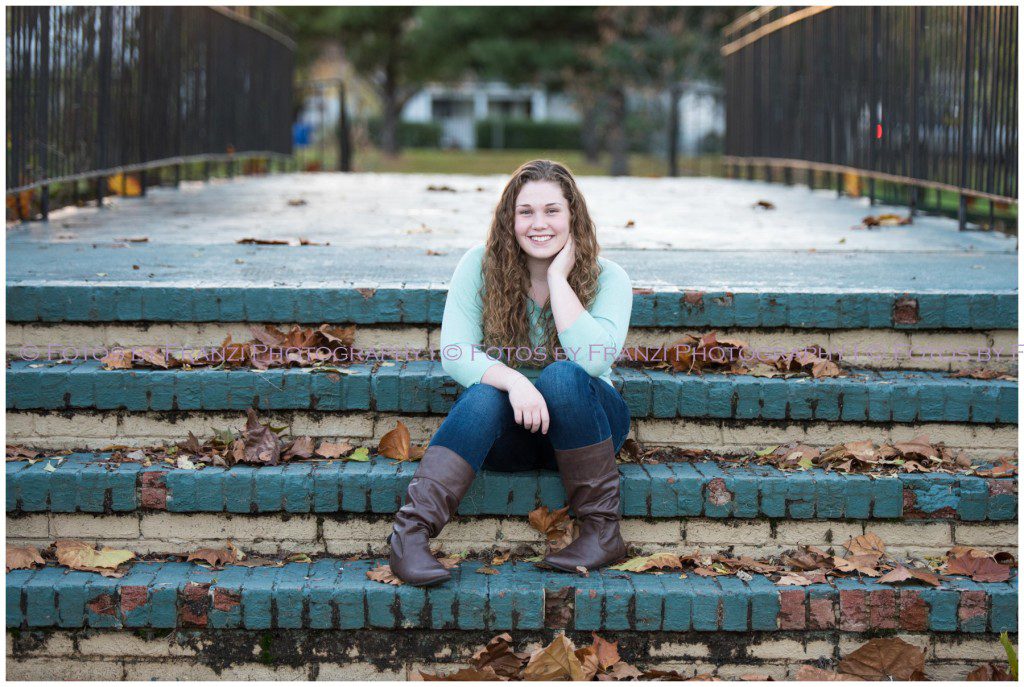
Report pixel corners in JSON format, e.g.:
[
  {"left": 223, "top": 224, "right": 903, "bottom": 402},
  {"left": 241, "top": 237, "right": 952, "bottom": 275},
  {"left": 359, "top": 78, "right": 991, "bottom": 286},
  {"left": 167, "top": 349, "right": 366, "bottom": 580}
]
[{"left": 508, "top": 376, "right": 550, "bottom": 434}]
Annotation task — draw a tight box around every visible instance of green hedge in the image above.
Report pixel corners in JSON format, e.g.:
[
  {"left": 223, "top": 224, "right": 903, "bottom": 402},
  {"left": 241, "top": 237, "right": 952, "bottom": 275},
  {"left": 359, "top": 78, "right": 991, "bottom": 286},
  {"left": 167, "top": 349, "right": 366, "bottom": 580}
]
[
  {"left": 366, "top": 118, "right": 442, "bottom": 148},
  {"left": 476, "top": 118, "right": 582, "bottom": 150}
]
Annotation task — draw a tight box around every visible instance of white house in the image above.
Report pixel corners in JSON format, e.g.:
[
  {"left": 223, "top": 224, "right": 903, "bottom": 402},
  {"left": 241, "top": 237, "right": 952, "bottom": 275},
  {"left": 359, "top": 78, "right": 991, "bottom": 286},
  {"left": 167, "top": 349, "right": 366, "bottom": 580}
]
[{"left": 402, "top": 82, "right": 579, "bottom": 150}]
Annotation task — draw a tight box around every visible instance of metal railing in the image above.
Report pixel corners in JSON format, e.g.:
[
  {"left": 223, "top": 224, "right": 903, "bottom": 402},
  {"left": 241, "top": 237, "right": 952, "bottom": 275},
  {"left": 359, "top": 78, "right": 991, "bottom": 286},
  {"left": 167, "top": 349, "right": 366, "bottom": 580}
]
[
  {"left": 722, "top": 6, "right": 1018, "bottom": 230},
  {"left": 6, "top": 6, "right": 295, "bottom": 217}
]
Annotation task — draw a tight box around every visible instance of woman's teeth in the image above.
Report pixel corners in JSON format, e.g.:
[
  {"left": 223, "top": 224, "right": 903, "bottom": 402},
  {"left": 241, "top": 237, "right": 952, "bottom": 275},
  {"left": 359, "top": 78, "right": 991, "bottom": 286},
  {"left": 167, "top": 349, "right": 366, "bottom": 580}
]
[{"left": 529, "top": 235, "right": 553, "bottom": 244}]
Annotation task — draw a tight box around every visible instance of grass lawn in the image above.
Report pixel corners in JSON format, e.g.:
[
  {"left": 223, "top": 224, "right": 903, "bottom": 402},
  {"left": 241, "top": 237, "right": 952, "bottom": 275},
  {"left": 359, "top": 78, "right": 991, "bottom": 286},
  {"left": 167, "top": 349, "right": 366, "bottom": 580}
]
[{"left": 300, "top": 147, "right": 722, "bottom": 178}]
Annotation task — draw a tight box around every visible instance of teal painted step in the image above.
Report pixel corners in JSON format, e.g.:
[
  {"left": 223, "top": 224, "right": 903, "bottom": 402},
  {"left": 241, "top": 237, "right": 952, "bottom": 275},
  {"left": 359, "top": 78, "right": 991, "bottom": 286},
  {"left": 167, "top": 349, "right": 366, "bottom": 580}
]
[
  {"left": 6, "top": 283, "right": 1017, "bottom": 329},
  {"left": 6, "top": 560, "right": 1016, "bottom": 633},
  {"left": 6, "top": 455, "right": 1017, "bottom": 521},
  {"left": 7, "top": 360, "right": 1017, "bottom": 423}
]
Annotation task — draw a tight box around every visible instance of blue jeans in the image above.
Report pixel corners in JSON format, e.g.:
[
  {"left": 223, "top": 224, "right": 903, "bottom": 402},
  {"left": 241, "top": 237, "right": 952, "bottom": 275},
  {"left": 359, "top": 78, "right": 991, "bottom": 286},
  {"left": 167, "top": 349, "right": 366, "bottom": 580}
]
[{"left": 429, "top": 360, "right": 632, "bottom": 472}]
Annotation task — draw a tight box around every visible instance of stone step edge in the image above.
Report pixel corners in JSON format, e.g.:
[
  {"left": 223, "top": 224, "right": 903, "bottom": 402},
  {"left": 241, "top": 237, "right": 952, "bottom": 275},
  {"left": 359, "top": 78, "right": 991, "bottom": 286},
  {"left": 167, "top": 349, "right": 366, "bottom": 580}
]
[
  {"left": 6, "top": 283, "right": 1017, "bottom": 329},
  {"left": 6, "top": 455, "right": 1017, "bottom": 521},
  {"left": 6, "top": 560, "right": 1017, "bottom": 634},
  {"left": 8, "top": 360, "right": 1018, "bottom": 424}
]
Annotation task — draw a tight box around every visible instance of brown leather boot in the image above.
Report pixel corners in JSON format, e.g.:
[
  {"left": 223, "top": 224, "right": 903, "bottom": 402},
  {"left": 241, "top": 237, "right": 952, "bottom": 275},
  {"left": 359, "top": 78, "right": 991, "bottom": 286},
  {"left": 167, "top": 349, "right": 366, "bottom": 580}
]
[
  {"left": 542, "top": 436, "right": 627, "bottom": 572},
  {"left": 388, "top": 444, "right": 476, "bottom": 586}
]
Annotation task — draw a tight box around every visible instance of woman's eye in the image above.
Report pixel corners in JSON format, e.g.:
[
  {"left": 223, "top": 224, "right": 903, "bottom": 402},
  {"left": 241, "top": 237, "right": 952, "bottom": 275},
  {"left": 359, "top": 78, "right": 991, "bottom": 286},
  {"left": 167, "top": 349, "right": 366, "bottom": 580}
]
[{"left": 547, "top": 209, "right": 558, "bottom": 214}]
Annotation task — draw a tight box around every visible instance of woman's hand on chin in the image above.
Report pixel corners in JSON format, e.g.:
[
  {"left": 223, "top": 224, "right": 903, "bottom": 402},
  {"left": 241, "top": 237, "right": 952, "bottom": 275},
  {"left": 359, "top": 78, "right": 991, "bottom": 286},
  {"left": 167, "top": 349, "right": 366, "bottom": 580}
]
[
  {"left": 547, "top": 235, "right": 575, "bottom": 282},
  {"left": 507, "top": 375, "right": 549, "bottom": 434}
]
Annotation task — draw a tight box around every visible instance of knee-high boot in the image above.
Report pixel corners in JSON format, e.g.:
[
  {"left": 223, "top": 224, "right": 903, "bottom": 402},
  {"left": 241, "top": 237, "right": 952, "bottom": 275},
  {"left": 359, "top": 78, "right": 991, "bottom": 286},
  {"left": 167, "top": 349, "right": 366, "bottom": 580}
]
[
  {"left": 542, "top": 436, "right": 627, "bottom": 572},
  {"left": 388, "top": 444, "right": 476, "bottom": 586}
]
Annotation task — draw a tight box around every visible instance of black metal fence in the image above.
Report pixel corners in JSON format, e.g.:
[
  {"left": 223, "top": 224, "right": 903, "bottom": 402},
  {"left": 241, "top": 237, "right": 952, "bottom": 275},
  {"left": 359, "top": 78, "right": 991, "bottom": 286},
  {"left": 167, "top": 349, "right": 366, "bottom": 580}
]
[
  {"left": 723, "top": 6, "right": 1018, "bottom": 230},
  {"left": 6, "top": 6, "right": 295, "bottom": 217}
]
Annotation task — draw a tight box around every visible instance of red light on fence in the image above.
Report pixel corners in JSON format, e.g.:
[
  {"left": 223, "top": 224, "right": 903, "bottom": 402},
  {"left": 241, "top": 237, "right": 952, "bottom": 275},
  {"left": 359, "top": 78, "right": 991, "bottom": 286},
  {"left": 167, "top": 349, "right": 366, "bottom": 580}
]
[{"left": 876, "top": 124, "right": 883, "bottom": 139}]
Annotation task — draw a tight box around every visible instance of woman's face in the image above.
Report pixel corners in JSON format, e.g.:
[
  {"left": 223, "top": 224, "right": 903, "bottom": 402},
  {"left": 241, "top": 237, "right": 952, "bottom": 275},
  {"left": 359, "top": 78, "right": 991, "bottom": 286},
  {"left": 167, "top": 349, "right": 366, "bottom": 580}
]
[{"left": 513, "top": 180, "right": 571, "bottom": 259}]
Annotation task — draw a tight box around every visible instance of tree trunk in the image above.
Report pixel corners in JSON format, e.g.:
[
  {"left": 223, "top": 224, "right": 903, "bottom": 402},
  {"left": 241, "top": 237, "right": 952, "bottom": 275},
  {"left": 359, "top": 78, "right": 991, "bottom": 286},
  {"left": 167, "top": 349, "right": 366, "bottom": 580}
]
[
  {"left": 668, "top": 84, "right": 682, "bottom": 177},
  {"left": 581, "top": 99, "right": 602, "bottom": 164},
  {"left": 606, "top": 88, "right": 629, "bottom": 177},
  {"left": 381, "top": 85, "right": 401, "bottom": 157}
]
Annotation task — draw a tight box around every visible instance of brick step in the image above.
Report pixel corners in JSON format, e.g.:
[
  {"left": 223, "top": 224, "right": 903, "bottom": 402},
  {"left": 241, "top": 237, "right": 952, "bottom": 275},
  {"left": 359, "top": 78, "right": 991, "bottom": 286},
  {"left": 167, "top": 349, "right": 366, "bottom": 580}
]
[
  {"left": 5, "top": 627, "right": 1017, "bottom": 681},
  {"left": 6, "top": 456, "right": 1017, "bottom": 522},
  {"left": 6, "top": 560, "right": 1017, "bottom": 635},
  {"left": 8, "top": 280, "right": 1017, "bottom": 329},
  {"left": 8, "top": 322, "right": 1018, "bottom": 373},
  {"left": 9, "top": 411, "right": 1017, "bottom": 457},
  {"left": 8, "top": 360, "right": 1017, "bottom": 424}
]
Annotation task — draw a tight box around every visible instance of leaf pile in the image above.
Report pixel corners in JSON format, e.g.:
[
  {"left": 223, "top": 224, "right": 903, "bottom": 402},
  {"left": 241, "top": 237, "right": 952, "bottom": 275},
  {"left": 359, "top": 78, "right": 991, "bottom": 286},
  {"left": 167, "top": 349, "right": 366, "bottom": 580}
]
[
  {"left": 620, "top": 332, "right": 843, "bottom": 379},
  {"left": 98, "top": 324, "right": 356, "bottom": 371},
  {"left": 581, "top": 534, "right": 1015, "bottom": 587},
  {"left": 416, "top": 632, "right": 680, "bottom": 681},
  {"left": 752, "top": 436, "right": 1017, "bottom": 476},
  {"left": 41, "top": 415, "right": 423, "bottom": 470},
  {"left": 417, "top": 633, "right": 1011, "bottom": 681},
  {"left": 950, "top": 368, "right": 1017, "bottom": 381}
]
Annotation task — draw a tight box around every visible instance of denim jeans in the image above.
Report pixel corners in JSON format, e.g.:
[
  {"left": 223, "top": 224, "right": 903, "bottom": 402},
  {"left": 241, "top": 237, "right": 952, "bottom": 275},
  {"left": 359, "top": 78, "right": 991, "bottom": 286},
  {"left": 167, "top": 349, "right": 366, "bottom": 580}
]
[{"left": 429, "top": 360, "right": 632, "bottom": 473}]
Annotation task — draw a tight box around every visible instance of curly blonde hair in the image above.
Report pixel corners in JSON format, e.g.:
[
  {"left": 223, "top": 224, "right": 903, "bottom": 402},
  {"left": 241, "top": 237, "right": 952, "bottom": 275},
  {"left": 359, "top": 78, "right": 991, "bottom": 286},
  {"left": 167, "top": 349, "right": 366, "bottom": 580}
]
[{"left": 480, "top": 159, "right": 602, "bottom": 370}]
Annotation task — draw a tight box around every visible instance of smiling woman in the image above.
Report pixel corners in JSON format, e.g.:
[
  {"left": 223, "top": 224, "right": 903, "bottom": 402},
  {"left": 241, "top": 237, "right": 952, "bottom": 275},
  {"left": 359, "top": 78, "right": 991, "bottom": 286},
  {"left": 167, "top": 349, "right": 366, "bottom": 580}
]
[{"left": 386, "top": 159, "right": 635, "bottom": 586}]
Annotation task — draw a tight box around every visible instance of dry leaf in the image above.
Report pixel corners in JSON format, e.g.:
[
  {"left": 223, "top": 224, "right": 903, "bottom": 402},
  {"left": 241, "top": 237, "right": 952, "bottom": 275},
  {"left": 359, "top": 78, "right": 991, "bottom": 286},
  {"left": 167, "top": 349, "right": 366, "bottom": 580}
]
[
  {"left": 523, "top": 634, "right": 586, "bottom": 681},
  {"left": 54, "top": 540, "right": 134, "bottom": 574},
  {"left": 315, "top": 441, "right": 353, "bottom": 459},
  {"left": 590, "top": 633, "right": 620, "bottom": 671},
  {"left": 844, "top": 532, "right": 886, "bottom": 558},
  {"left": 187, "top": 547, "right": 238, "bottom": 568},
  {"left": 7, "top": 545, "right": 45, "bottom": 572},
  {"left": 837, "top": 637, "right": 926, "bottom": 681},
  {"left": 366, "top": 564, "right": 403, "bottom": 586},
  {"left": 876, "top": 564, "right": 941, "bottom": 587},
  {"left": 471, "top": 633, "right": 528, "bottom": 679},
  {"left": 944, "top": 553, "right": 1012, "bottom": 583},
  {"left": 793, "top": 665, "right": 858, "bottom": 681},
  {"left": 378, "top": 421, "right": 415, "bottom": 462},
  {"left": 609, "top": 552, "right": 684, "bottom": 572}
]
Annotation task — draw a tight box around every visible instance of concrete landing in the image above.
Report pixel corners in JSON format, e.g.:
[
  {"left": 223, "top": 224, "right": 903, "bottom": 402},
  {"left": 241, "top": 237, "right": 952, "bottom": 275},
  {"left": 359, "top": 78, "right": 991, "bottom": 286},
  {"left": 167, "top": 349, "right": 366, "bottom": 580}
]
[{"left": 8, "top": 173, "right": 1018, "bottom": 253}]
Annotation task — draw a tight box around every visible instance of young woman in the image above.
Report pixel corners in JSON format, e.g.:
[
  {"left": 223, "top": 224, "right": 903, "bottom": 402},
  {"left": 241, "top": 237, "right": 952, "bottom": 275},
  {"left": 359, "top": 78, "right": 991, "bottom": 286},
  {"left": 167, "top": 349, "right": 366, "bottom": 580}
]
[{"left": 388, "top": 159, "right": 634, "bottom": 586}]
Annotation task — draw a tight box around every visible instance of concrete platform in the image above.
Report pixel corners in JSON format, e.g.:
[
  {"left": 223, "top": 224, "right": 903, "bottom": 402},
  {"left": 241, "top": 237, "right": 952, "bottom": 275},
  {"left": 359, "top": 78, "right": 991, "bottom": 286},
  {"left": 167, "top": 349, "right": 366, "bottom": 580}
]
[{"left": 6, "top": 173, "right": 1017, "bottom": 292}]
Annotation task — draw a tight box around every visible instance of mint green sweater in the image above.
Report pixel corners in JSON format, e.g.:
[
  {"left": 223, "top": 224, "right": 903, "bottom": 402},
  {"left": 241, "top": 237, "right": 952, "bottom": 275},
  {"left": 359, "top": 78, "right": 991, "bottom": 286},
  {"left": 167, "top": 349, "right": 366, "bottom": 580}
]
[{"left": 439, "top": 243, "right": 633, "bottom": 390}]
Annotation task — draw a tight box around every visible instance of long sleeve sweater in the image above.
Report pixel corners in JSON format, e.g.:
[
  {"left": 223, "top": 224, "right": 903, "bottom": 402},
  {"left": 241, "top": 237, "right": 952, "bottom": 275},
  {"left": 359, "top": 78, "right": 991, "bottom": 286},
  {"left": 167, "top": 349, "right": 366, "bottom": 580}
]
[{"left": 439, "top": 243, "right": 633, "bottom": 390}]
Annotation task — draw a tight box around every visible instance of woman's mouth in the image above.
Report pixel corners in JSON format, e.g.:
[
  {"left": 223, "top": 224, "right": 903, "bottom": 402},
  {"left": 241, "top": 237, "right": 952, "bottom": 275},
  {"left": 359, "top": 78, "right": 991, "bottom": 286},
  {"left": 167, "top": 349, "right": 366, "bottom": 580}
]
[{"left": 528, "top": 235, "right": 554, "bottom": 245}]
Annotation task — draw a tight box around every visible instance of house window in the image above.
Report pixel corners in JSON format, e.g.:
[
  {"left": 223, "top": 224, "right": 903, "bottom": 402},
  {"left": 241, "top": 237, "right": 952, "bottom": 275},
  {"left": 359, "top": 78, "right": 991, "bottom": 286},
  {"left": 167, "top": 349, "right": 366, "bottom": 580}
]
[
  {"left": 488, "top": 97, "right": 532, "bottom": 119},
  {"left": 431, "top": 97, "right": 473, "bottom": 119}
]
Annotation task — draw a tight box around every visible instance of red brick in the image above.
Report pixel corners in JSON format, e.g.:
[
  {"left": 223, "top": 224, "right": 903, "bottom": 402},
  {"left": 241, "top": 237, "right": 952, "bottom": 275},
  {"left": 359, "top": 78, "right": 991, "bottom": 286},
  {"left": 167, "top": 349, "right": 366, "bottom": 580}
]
[
  {"left": 86, "top": 593, "right": 118, "bottom": 616},
  {"left": 893, "top": 298, "right": 920, "bottom": 325},
  {"left": 119, "top": 585, "right": 149, "bottom": 614},
  {"left": 778, "top": 590, "right": 806, "bottom": 630},
  {"left": 808, "top": 595, "right": 837, "bottom": 630},
  {"left": 989, "top": 480, "right": 1016, "bottom": 496},
  {"left": 898, "top": 590, "right": 929, "bottom": 631},
  {"left": 958, "top": 590, "right": 988, "bottom": 626},
  {"left": 707, "top": 478, "right": 733, "bottom": 506},
  {"left": 179, "top": 582, "right": 210, "bottom": 627},
  {"left": 140, "top": 471, "right": 168, "bottom": 510},
  {"left": 212, "top": 588, "right": 241, "bottom": 612},
  {"left": 839, "top": 590, "right": 869, "bottom": 631},
  {"left": 867, "top": 589, "right": 897, "bottom": 629}
]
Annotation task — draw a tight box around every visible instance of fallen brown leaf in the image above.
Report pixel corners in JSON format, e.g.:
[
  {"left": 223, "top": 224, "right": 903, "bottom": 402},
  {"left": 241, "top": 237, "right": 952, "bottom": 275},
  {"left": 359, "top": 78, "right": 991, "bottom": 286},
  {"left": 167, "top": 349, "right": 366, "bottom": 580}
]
[
  {"left": 6, "top": 545, "right": 45, "bottom": 572},
  {"left": 837, "top": 637, "right": 926, "bottom": 681}
]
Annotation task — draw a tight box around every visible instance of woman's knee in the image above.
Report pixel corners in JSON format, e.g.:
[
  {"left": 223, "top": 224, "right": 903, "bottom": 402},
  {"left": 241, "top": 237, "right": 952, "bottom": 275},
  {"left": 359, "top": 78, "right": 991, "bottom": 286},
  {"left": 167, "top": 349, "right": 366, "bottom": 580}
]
[
  {"left": 534, "top": 360, "right": 591, "bottom": 412},
  {"left": 447, "top": 383, "right": 512, "bottom": 431}
]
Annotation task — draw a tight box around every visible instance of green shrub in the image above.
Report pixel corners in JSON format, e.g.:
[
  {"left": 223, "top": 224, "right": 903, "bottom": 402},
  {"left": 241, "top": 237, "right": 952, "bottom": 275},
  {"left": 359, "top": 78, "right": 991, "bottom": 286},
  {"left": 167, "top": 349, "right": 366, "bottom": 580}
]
[
  {"left": 365, "top": 118, "right": 442, "bottom": 148},
  {"left": 476, "top": 118, "right": 582, "bottom": 150}
]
